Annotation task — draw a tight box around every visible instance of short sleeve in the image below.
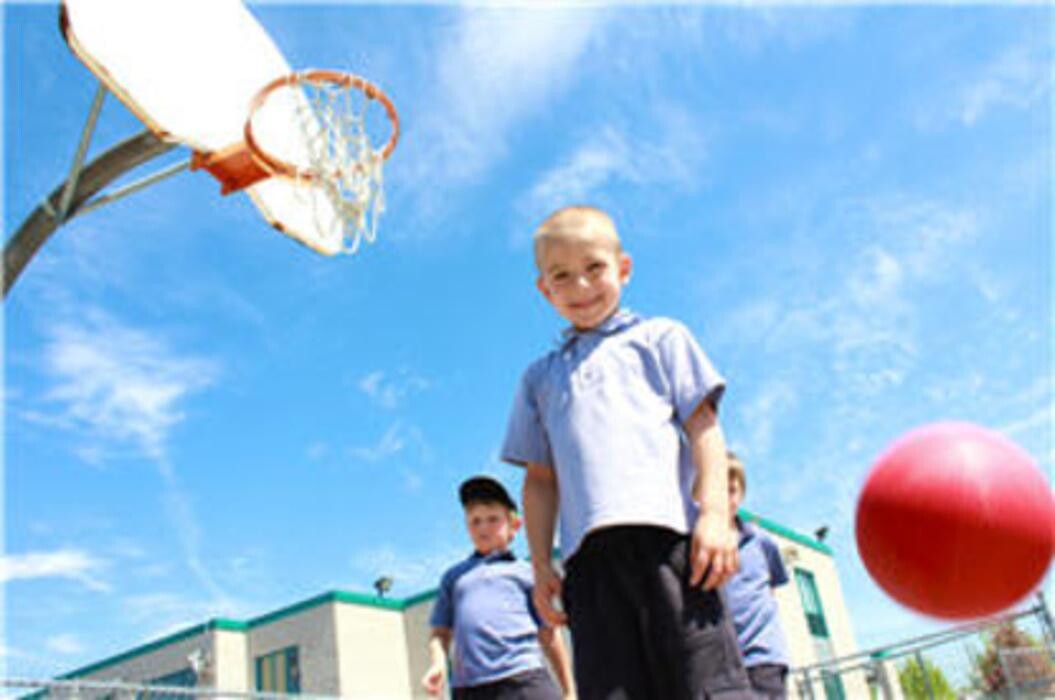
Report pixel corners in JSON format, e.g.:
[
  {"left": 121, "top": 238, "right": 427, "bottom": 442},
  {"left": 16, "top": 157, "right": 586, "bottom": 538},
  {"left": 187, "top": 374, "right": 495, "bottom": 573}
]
[
  {"left": 500, "top": 366, "right": 554, "bottom": 468},
  {"left": 761, "top": 535, "right": 790, "bottom": 588},
  {"left": 429, "top": 570, "right": 455, "bottom": 629},
  {"left": 657, "top": 321, "right": 726, "bottom": 423}
]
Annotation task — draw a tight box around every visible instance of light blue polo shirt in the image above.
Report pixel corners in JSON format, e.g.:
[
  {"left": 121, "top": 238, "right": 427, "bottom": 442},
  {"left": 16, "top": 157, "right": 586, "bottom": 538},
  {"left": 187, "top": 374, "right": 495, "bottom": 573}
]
[
  {"left": 725, "top": 519, "right": 791, "bottom": 667},
  {"left": 501, "top": 310, "right": 725, "bottom": 562},
  {"left": 429, "top": 550, "right": 546, "bottom": 688}
]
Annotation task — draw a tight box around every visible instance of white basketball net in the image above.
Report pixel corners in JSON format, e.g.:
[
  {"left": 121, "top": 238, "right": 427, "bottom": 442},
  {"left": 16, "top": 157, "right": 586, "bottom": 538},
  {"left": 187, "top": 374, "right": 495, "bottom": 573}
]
[{"left": 291, "top": 80, "right": 388, "bottom": 255}]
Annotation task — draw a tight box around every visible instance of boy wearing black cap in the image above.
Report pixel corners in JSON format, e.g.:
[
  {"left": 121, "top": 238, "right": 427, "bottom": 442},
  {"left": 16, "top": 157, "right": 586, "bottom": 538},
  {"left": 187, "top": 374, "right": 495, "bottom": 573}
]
[{"left": 422, "top": 476, "right": 576, "bottom": 700}]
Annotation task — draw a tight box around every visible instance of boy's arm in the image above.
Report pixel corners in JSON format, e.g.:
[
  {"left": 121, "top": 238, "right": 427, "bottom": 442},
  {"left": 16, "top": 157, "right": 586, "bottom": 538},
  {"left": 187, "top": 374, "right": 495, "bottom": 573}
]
[
  {"left": 539, "top": 626, "right": 577, "bottom": 700},
  {"left": 684, "top": 399, "right": 738, "bottom": 590},
  {"left": 523, "top": 462, "right": 566, "bottom": 625},
  {"left": 422, "top": 628, "right": 452, "bottom": 697}
]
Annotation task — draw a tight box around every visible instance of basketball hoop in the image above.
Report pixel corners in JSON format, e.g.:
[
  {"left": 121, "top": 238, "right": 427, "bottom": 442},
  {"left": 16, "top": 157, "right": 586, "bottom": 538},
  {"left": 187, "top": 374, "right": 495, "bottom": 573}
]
[{"left": 213, "top": 69, "right": 401, "bottom": 255}]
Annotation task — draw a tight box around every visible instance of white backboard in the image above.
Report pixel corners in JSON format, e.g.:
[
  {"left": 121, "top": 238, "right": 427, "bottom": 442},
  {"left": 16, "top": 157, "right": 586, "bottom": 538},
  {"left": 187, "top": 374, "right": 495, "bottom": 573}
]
[{"left": 62, "top": 0, "right": 345, "bottom": 255}]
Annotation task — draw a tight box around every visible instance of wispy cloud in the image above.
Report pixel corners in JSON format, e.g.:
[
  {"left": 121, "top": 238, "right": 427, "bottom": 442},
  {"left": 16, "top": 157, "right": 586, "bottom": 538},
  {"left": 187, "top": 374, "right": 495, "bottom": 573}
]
[
  {"left": 400, "top": 6, "right": 606, "bottom": 216},
  {"left": 735, "top": 381, "right": 797, "bottom": 459},
  {"left": 26, "top": 310, "right": 230, "bottom": 603},
  {"left": 913, "top": 33, "right": 1051, "bottom": 130},
  {"left": 0, "top": 549, "right": 110, "bottom": 593},
  {"left": 716, "top": 194, "right": 986, "bottom": 527},
  {"left": 37, "top": 310, "right": 218, "bottom": 461},
  {"left": 44, "top": 634, "right": 84, "bottom": 656},
  {"left": 357, "top": 368, "right": 431, "bottom": 410},
  {"left": 515, "top": 114, "right": 709, "bottom": 243},
  {"left": 957, "top": 37, "right": 1050, "bottom": 126},
  {"left": 347, "top": 421, "right": 431, "bottom": 464}
]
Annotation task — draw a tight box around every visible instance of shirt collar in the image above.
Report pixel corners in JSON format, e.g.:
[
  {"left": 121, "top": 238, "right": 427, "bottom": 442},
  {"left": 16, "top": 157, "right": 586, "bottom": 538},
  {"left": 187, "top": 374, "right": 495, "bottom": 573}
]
[
  {"left": 559, "top": 308, "right": 640, "bottom": 348},
  {"left": 472, "top": 549, "right": 516, "bottom": 563},
  {"left": 737, "top": 516, "right": 758, "bottom": 546}
]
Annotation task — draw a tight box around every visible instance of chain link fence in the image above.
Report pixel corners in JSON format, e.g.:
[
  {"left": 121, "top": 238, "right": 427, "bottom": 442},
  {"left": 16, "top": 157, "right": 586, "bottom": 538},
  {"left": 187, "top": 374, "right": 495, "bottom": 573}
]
[
  {"left": 0, "top": 678, "right": 344, "bottom": 700},
  {"left": 791, "top": 593, "right": 1055, "bottom": 700}
]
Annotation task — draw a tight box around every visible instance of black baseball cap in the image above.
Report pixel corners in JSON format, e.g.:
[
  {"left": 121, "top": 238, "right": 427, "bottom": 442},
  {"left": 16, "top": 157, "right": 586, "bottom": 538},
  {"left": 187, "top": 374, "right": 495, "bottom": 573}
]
[{"left": 459, "top": 476, "right": 517, "bottom": 512}]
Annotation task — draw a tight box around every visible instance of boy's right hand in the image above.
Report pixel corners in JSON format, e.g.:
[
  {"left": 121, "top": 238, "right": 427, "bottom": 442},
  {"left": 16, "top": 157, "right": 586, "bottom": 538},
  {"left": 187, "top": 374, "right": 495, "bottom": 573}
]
[
  {"left": 533, "top": 563, "right": 568, "bottom": 626},
  {"left": 421, "top": 661, "right": 446, "bottom": 697}
]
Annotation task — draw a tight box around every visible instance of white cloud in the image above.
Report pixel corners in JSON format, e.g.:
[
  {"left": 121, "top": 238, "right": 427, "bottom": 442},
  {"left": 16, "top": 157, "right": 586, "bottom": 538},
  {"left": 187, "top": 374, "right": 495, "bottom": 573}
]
[
  {"left": 736, "top": 381, "right": 797, "bottom": 458},
  {"left": 0, "top": 549, "right": 110, "bottom": 593},
  {"left": 357, "top": 368, "right": 431, "bottom": 410},
  {"left": 44, "top": 634, "right": 84, "bottom": 656},
  {"left": 958, "top": 38, "right": 1050, "bottom": 126},
  {"left": 39, "top": 310, "right": 218, "bottom": 460},
  {"left": 913, "top": 33, "right": 1050, "bottom": 131},
  {"left": 347, "top": 421, "right": 431, "bottom": 464},
  {"left": 401, "top": 6, "right": 605, "bottom": 207},
  {"left": 515, "top": 114, "right": 709, "bottom": 242},
  {"left": 306, "top": 441, "right": 330, "bottom": 461}
]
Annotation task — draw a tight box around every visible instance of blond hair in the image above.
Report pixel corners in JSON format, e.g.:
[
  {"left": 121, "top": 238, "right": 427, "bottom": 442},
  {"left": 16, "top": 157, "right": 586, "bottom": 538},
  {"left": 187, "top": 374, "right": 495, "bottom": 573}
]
[
  {"left": 533, "top": 205, "right": 622, "bottom": 269},
  {"left": 727, "top": 450, "right": 746, "bottom": 494}
]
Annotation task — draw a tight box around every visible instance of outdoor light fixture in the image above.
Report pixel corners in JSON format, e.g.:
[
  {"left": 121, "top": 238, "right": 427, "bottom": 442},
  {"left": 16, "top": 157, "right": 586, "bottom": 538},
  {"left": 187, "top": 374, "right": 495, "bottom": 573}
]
[{"left": 374, "top": 576, "right": 394, "bottom": 598}]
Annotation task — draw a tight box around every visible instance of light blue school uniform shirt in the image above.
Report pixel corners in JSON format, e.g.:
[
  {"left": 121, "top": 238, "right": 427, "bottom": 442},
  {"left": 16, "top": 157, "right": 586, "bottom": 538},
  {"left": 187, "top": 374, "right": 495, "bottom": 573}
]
[
  {"left": 500, "top": 309, "right": 726, "bottom": 562},
  {"left": 429, "top": 550, "right": 547, "bottom": 688},
  {"left": 725, "top": 519, "right": 791, "bottom": 667}
]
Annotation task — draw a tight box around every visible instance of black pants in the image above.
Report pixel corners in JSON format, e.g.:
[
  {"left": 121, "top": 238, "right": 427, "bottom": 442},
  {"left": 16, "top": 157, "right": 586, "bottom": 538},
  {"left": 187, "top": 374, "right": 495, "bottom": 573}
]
[
  {"left": 453, "top": 668, "right": 562, "bottom": 700},
  {"left": 747, "top": 664, "right": 787, "bottom": 700},
  {"left": 563, "top": 526, "right": 754, "bottom": 700}
]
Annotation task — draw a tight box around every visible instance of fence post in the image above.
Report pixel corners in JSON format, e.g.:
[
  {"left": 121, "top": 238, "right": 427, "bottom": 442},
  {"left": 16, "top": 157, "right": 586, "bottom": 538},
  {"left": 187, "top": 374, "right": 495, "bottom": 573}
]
[
  {"left": 870, "top": 654, "right": 896, "bottom": 700},
  {"left": 1036, "top": 591, "right": 1055, "bottom": 657},
  {"left": 797, "top": 668, "right": 816, "bottom": 700},
  {"left": 913, "top": 650, "right": 936, "bottom": 700}
]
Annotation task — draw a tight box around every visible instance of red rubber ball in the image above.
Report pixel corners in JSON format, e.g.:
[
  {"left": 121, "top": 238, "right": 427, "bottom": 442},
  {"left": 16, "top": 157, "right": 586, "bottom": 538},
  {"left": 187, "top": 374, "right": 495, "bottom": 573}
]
[{"left": 856, "top": 421, "right": 1054, "bottom": 620}]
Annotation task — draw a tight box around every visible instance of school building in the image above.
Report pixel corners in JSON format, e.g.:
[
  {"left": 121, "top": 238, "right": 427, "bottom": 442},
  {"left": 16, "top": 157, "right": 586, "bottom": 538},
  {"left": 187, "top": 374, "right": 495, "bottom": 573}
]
[{"left": 46, "top": 511, "right": 867, "bottom": 700}]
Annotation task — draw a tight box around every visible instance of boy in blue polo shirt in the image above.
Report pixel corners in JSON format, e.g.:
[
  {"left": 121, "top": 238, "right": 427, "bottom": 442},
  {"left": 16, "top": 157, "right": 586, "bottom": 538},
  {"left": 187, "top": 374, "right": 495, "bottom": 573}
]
[
  {"left": 725, "top": 451, "right": 791, "bottom": 699},
  {"left": 502, "top": 205, "right": 753, "bottom": 699},
  {"left": 423, "top": 476, "right": 576, "bottom": 700}
]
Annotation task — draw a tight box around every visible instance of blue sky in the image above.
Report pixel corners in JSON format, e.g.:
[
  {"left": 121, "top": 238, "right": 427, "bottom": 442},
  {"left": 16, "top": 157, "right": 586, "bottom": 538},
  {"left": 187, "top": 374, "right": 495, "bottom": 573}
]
[{"left": 3, "top": 0, "right": 1052, "bottom": 681}]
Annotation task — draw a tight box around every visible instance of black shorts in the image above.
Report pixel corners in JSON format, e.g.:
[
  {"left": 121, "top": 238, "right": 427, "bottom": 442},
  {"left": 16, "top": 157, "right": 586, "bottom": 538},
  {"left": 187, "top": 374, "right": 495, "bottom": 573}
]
[
  {"left": 747, "top": 664, "right": 788, "bottom": 699},
  {"left": 453, "top": 668, "right": 562, "bottom": 700},
  {"left": 562, "top": 526, "right": 754, "bottom": 700}
]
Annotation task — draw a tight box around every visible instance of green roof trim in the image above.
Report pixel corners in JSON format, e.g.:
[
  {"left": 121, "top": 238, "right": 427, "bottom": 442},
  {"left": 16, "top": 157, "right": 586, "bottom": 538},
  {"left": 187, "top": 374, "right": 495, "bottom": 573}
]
[
  {"left": 400, "top": 588, "right": 438, "bottom": 608},
  {"left": 740, "top": 508, "right": 833, "bottom": 555},
  {"left": 58, "top": 618, "right": 245, "bottom": 679}
]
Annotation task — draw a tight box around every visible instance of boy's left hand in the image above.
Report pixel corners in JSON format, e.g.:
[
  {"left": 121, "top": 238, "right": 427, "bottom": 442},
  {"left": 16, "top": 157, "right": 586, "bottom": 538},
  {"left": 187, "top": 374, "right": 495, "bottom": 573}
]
[{"left": 690, "top": 510, "right": 739, "bottom": 589}]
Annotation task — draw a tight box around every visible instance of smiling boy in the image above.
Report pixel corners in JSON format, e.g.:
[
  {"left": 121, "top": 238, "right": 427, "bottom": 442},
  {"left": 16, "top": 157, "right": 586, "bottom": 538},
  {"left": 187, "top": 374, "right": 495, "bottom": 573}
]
[{"left": 502, "top": 206, "right": 753, "bottom": 699}]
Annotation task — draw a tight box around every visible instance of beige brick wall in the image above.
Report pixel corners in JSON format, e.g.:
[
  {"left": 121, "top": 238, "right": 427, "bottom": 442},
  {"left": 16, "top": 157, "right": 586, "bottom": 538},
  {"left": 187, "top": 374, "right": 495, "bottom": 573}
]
[
  {"left": 333, "top": 602, "right": 413, "bottom": 699},
  {"left": 211, "top": 627, "right": 250, "bottom": 692},
  {"left": 401, "top": 600, "right": 436, "bottom": 699},
  {"left": 249, "top": 603, "right": 340, "bottom": 695},
  {"left": 78, "top": 629, "right": 207, "bottom": 686}
]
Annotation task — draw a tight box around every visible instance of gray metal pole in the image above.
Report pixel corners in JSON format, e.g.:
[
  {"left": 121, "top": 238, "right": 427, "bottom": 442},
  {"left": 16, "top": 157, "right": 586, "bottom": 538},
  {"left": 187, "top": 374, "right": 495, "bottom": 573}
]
[
  {"left": 871, "top": 658, "right": 896, "bottom": 700},
  {"left": 4, "top": 130, "right": 175, "bottom": 298},
  {"left": 57, "top": 83, "right": 107, "bottom": 221}
]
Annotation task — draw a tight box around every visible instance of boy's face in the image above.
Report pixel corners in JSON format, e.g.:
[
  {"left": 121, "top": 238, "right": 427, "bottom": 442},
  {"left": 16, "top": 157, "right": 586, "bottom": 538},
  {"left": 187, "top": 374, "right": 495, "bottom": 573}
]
[
  {"left": 729, "top": 477, "right": 745, "bottom": 514},
  {"left": 536, "top": 235, "right": 632, "bottom": 330},
  {"left": 464, "top": 502, "right": 520, "bottom": 555}
]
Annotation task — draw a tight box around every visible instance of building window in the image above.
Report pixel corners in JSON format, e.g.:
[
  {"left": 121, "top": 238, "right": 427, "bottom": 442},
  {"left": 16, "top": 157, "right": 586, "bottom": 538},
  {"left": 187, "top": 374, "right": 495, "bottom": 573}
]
[
  {"left": 794, "top": 568, "right": 846, "bottom": 700},
  {"left": 794, "top": 568, "right": 830, "bottom": 638},
  {"left": 255, "top": 646, "right": 301, "bottom": 694}
]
